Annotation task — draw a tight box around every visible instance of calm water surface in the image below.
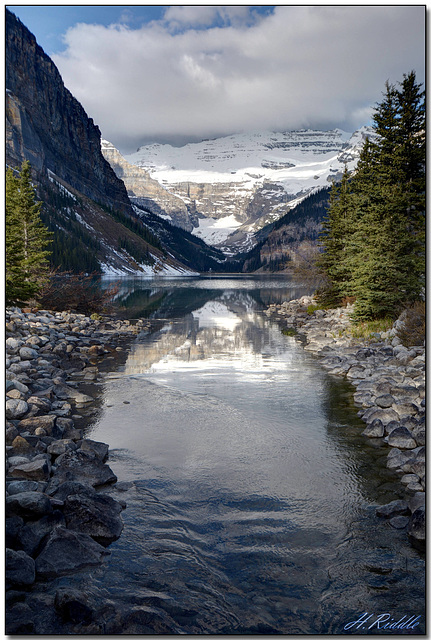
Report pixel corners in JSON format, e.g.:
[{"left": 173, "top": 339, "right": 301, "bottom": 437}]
[{"left": 79, "top": 277, "right": 425, "bottom": 634}]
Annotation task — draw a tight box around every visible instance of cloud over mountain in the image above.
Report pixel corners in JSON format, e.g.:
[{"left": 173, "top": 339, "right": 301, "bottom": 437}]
[{"left": 52, "top": 5, "right": 425, "bottom": 153}]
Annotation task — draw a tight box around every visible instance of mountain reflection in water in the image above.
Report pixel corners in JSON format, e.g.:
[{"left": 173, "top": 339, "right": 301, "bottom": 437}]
[{"left": 80, "top": 277, "right": 426, "bottom": 634}]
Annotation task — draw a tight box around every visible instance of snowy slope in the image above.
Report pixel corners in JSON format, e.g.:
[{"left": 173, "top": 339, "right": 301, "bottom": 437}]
[
  {"left": 124, "top": 127, "right": 375, "bottom": 253},
  {"left": 126, "top": 128, "right": 357, "bottom": 188}
]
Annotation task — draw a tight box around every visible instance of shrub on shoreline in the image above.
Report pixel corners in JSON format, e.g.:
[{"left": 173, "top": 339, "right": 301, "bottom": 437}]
[{"left": 38, "top": 272, "right": 119, "bottom": 315}]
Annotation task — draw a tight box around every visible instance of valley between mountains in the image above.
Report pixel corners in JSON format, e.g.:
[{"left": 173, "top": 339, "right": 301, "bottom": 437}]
[{"left": 102, "top": 127, "right": 374, "bottom": 257}]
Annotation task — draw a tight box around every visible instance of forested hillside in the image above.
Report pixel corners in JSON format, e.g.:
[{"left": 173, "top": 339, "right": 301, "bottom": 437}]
[{"left": 241, "top": 187, "right": 331, "bottom": 272}]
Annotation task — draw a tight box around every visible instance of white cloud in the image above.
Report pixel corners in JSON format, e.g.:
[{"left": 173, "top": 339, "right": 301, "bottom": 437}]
[
  {"left": 162, "top": 6, "right": 259, "bottom": 30},
  {"left": 52, "top": 5, "right": 425, "bottom": 153},
  {"left": 163, "top": 6, "right": 220, "bottom": 28}
]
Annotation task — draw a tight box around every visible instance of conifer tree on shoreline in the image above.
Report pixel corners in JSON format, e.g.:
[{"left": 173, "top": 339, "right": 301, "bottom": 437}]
[
  {"left": 317, "top": 71, "right": 425, "bottom": 320},
  {"left": 6, "top": 161, "right": 52, "bottom": 304}
]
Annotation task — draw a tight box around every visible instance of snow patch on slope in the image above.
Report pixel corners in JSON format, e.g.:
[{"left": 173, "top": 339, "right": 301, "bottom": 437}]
[{"left": 194, "top": 214, "right": 242, "bottom": 245}]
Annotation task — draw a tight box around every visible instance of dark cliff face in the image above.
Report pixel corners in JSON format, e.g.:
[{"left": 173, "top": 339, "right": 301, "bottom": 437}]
[{"left": 5, "top": 9, "right": 132, "bottom": 215}]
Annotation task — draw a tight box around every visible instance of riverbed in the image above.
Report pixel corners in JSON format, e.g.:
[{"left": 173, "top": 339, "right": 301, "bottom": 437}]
[{"left": 77, "top": 277, "right": 425, "bottom": 633}]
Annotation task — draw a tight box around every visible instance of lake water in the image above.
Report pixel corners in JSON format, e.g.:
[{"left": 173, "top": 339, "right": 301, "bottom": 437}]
[{"left": 79, "top": 276, "right": 425, "bottom": 634}]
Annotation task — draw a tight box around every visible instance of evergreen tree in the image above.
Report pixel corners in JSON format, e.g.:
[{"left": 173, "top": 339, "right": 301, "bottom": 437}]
[
  {"left": 6, "top": 161, "right": 52, "bottom": 304},
  {"left": 6, "top": 168, "right": 27, "bottom": 301},
  {"left": 350, "top": 72, "right": 425, "bottom": 319},
  {"left": 317, "top": 166, "right": 353, "bottom": 305},
  {"left": 317, "top": 71, "right": 425, "bottom": 320}
]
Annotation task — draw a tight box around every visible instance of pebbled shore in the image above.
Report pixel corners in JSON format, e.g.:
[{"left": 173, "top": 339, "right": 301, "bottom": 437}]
[
  {"left": 5, "top": 306, "right": 149, "bottom": 633},
  {"left": 264, "top": 295, "right": 425, "bottom": 551}
]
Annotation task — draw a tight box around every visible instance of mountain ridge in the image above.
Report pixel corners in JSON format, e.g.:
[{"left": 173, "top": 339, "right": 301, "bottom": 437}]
[
  {"left": 118, "top": 127, "right": 375, "bottom": 254},
  {"left": 5, "top": 8, "right": 217, "bottom": 276}
]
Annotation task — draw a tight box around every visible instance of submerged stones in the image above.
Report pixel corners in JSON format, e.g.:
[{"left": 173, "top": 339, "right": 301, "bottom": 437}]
[
  {"left": 376, "top": 499, "right": 409, "bottom": 518},
  {"left": 62, "top": 492, "right": 123, "bottom": 546}
]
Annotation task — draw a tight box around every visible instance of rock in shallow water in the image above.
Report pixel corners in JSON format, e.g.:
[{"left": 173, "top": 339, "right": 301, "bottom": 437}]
[
  {"left": 376, "top": 499, "right": 409, "bottom": 518},
  {"left": 408, "top": 507, "right": 425, "bottom": 551},
  {"left": 362, "top": 419, "right": 384, "bottom": 438},
  {"left": 5, "top": 601, "right": 35, "bottom": 634},
  {"left": 389, "top": 515, "right": 410, "bottom": 529},
  {"left": 52, "top": 449, "right": 117, "bottom": 487},
  {"left": 80, "top": 438, "right": 109, "bottom": 462},
  {"left": 63, "top": 492, "right": 123, "bottom": 545},
  {"left": 54, "top": 587, "right": 94, "bottom": 624},
  {"left": 387, "top": 426, "right": 417, "bottom": 449},
  {"left": 35, "top": 527, "right": 110, "bottom": 579}
]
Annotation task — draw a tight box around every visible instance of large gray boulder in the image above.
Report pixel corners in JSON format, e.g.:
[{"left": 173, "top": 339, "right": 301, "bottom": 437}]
[
  {"left": 80, "top": 439, "right": 109, "bottom": 462},
  {"left": 6, "top": 491, "right": 53, "bottom": 518},
  {"left": 52, "top": 449, "right": 117, "bottom": 487},
  {"left": 387, "top": 427, "right": 417, "bottom": 449},
  {"left": 62, "top": 492, "right": 123, "bottom": 546},
  {"left": 46, "top": 480, "right": 96, "bottom": 500},
  {"left": 6, "top": 398, "right": 29, "bottom": 419},
  {"left": 6, "top": 548, "right": 36, "bottom": 586},
  {"left": 35, "top": 527, "right": 110, "bottom": 579},
  {"left": 9, "top": 456, "right": 52, "bottom": 482}
]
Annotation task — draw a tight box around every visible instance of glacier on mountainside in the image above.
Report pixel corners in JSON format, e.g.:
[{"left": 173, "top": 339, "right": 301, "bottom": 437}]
[{"left": 122, "top": 127, "right": 375, "bottom": 254}]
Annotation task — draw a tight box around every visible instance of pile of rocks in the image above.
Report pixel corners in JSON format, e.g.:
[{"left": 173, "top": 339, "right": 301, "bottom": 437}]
[
  {"left": 5, "top": 307, "right": 148, "bottom": 632},
  {"left": 265, "top": 296, "right": 425, "bottom": 550}
]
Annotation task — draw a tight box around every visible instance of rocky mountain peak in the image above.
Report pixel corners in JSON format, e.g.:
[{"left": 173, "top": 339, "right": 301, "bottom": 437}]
[
  {"left": 6, "top": 8, "right": 131, "bottom": 216},
  {"left": 116, "top": 127, "right": 375, "bottom": 254}
]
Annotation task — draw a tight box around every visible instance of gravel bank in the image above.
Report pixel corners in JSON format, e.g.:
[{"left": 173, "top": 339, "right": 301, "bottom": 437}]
[{"left": 264, "top": 296, "right": 425, "bottom": 551}]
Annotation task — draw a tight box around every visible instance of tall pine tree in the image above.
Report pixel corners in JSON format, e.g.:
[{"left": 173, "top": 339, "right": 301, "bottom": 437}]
[
  {"left": 318, "top": 71, "right": 425, "bottom": 320},
  {"left": 6, "top": 161, "right": 52, "bottom": 304},
  {"left": 317, "top": 165, "right": 353, "bottom": 305}
]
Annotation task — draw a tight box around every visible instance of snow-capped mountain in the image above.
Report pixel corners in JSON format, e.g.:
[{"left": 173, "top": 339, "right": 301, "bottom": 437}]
[{"left": 123, "top": 127, "right": 375, "bottom": 254}]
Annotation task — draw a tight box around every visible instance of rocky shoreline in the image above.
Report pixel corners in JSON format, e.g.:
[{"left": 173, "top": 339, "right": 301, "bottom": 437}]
[
  {"left": 264, "top": 295, "right": 425, "bottom": 551},
  {"left": 5, "top": 306, "right": 149, "bottom": 633}
]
